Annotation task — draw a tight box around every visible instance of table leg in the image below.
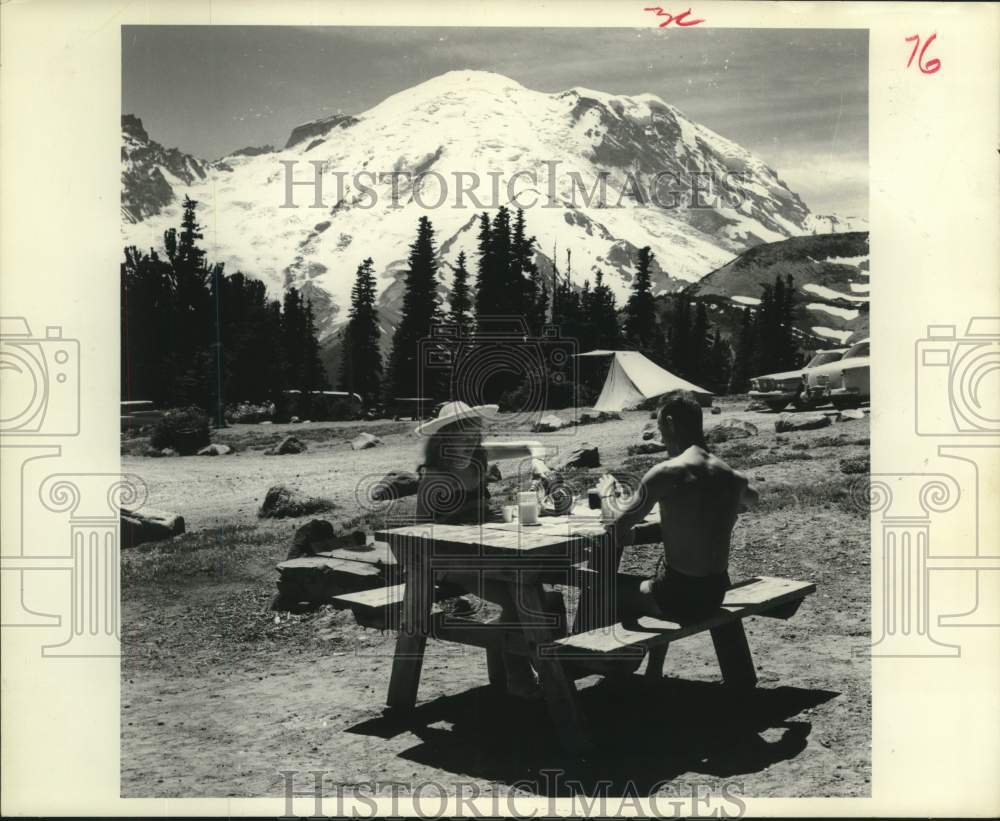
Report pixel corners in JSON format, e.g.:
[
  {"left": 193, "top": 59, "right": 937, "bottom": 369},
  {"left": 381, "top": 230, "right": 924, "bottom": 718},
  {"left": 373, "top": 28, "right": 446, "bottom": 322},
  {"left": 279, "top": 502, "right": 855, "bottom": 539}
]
[
  {"left": 710, "top": 620, "right": 758, "bottom": 688},
  {"left": 645, "top": 645, "right": 668, "bottom": 680},
  {"left": 387, "top": 533, "right": 433, "bottom": 712},
  {"left": 515, "top": 579, "right": 593, "bottom": 754}
]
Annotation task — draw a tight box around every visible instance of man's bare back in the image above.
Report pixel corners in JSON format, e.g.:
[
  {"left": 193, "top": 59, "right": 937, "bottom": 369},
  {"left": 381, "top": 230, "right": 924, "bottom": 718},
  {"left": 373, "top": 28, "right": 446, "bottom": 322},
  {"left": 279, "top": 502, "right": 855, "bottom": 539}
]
[{"left": 606, "top": 392, "right": 758, "bottom": 623}]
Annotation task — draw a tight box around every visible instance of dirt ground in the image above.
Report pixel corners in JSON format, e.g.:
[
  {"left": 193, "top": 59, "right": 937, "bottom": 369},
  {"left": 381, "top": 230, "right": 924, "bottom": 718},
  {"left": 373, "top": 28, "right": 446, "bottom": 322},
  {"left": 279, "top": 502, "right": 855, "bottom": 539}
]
[{"left": 121, "top": 398, "right": 871, "bottom": 798}]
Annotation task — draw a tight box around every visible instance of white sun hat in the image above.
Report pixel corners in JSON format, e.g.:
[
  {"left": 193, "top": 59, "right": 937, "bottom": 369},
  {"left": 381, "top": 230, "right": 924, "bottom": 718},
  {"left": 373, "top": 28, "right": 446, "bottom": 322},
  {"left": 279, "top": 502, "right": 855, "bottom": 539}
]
[{"left": 414, "top": 401, "right": 501, "bottom": 436}]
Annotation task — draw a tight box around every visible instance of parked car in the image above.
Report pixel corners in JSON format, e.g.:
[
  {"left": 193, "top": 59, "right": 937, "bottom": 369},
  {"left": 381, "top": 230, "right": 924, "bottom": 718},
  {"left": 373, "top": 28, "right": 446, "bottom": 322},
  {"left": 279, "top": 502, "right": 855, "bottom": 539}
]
[
  {"left": 804, "top": 338, "right": 870, "bottom": 410},
  {"left": 749, "top": 348, "right": 847, "bottom": 411}
]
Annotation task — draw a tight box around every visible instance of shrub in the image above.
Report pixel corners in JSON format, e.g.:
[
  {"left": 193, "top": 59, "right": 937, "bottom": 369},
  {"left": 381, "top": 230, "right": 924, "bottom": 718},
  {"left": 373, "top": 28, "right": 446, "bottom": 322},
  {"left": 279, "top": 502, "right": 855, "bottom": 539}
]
[
  {"left": 498, "top": 378, "right": 597, "bottom": 414},
  {"left": 151, "top": 406, "right": 211, "bottom": 455},
  {"left": 840, "top": 455, "right": 870, "bottom": 475}
]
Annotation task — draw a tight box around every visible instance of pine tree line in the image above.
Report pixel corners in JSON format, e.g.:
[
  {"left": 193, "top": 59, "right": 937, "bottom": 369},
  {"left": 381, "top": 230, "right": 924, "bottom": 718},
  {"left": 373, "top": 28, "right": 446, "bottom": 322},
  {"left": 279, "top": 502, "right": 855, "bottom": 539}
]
[
  {"left": 121, "top": 196, "right": 328, "bottom": 419},
  {"left": 729, "top": 274, "right": 802, "bottom": 392}
]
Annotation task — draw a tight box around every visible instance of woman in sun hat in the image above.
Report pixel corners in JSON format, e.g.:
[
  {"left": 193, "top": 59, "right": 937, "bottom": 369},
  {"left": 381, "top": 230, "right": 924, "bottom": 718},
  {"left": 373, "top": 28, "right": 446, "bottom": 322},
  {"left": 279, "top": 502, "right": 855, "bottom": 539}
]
[
  {"left": 410, "top": 400, "right": 554, "bottom": 698},
  {"left": 414, "top": 401, "right": 547, "bottom": 524}
]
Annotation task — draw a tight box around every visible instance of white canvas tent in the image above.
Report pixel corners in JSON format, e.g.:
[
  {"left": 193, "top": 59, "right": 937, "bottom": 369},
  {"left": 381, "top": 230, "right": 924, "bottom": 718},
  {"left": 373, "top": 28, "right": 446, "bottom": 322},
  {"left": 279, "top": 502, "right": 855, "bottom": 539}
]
[{"left": 577, "top": 350, "right": 712, "bottom": 412}]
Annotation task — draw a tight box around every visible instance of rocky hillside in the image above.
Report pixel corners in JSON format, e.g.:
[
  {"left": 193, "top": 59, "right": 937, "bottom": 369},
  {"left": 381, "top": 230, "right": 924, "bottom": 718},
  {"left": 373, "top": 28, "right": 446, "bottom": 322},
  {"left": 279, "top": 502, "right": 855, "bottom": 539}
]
[{"left": 673, "top": 231, "right": 870, "bottom": 348}]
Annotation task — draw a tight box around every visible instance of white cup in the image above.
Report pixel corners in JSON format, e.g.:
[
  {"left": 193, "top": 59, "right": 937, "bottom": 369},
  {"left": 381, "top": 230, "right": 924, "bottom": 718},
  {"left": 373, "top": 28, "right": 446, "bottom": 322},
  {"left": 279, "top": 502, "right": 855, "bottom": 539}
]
[
  {"left": 518, "top": 491, "right": 539, "bottom": 526},
  {"left": 502, "top": 504, "right": 518, "bottom": 523}
]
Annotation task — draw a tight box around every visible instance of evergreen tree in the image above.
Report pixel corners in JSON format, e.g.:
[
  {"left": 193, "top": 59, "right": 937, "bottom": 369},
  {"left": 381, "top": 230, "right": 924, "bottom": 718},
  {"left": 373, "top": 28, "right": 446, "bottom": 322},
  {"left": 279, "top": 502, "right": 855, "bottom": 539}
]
[
  {"left": 121, "top": 197, "right": 325, "bottom": 414},
  {"left": 386, "top": 216, "right": 443, "bottom": 400},
  {"left": 340, "top": 258, "right": 383, "bottom": 407},
  {"left": 730, "top": 307, "right": 756, "bottom": 393},
  {"left": 624, "top": 246, "right": 663, "bottom": 357},
  {"left": 666, "top": 293, "right": 692, "bottom": 380},
  {"left": 706, "top": 329, "right": 733, "bottom": 395},
  {"left": 303, "top": 300, "right": 328, "bottom": 391},
  {"left": 691, "top": 301, "right": 710, "bottom": 380},
  {"left": 447, "top": 251, "right": 473, "bottom": 336},
  {"left": 489, "top": 206, "right": 515, "bottom": 317},
  {"left": 473, "top": 212, "right": 494, "bottom": 323}
]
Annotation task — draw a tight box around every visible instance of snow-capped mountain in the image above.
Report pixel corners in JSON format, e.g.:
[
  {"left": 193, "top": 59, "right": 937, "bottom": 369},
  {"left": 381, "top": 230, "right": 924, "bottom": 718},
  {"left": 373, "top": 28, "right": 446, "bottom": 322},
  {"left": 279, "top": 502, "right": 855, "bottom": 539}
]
[
  {"left": 122, "top": 115, "right": 209, "bottom": 224},
  {"left": 122, "top": 70, "right": 848, "bottom": 338}
]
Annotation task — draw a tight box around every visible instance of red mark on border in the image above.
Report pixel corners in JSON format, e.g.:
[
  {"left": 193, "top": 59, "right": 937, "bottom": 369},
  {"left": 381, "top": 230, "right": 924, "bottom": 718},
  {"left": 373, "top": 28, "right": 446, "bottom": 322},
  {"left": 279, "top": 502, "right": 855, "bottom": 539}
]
[
  {"left": 643, "top": 7, "right": 705, "bottom": 27},
  {"left": 905, "top": 33, "right": 941, "bottom": 74}
]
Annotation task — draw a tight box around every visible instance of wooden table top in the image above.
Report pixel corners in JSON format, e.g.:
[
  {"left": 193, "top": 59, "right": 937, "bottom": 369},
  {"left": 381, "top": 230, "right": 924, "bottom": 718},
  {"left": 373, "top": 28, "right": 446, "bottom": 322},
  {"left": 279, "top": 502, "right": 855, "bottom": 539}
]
[{"left": 374, "top": 503, "right": 661, "bottom": 559}]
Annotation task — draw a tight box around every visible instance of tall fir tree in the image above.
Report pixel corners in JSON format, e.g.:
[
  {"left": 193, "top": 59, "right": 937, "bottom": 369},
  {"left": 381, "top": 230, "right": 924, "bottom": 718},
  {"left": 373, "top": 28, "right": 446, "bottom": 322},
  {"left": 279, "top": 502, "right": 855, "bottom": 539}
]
[
  {"left": 339, "top": 257, "right": 383, "bottom": 407},
  {"left": 447, "top": 250, "right": 474, "bottom": 336},
  {"left": 386, "top": 216, "right": 443, "bottom": 400},
  {"left": 624, "top": 246, "right": 662, "bottom": 357},
  {"left": 730, "top": 307, "right": 756, "bottom": 392},
  {"left": 473, "top": 212, "right": 494, "bottom": 323}
]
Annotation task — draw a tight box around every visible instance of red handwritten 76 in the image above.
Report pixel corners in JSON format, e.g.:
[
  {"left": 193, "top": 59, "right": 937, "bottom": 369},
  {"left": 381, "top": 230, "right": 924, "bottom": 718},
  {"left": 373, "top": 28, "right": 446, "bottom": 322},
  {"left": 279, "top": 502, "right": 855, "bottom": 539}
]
[
  {"left": 643, "top": 6, "right": 705, "bottom": 27},
  {"left": 905, "top": 33, "right": 941, "bottom": 74}
]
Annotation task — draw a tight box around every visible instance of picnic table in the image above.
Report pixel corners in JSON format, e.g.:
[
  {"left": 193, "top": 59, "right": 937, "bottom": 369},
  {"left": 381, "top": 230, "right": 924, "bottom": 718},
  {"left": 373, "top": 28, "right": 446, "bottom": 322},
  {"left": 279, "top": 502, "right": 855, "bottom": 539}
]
[{"left": 334, "top": 504, "right": 815, "bottom": 754}]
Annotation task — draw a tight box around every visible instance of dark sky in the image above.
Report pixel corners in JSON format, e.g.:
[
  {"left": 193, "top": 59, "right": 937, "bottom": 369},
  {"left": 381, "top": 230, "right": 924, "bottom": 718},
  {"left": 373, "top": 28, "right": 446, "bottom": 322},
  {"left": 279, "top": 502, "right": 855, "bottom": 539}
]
[{"left": 122, "top": 26, "right": 868, "bottom": 216}]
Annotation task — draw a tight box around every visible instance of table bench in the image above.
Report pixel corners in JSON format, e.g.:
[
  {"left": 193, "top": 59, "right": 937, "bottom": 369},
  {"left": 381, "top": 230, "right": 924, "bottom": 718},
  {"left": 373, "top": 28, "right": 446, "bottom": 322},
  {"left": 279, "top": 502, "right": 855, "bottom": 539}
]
[
  {"left": 334, "top": 573, "right": 815, "bottom": 685},
  {"left": 335, "top": 511, "right": 815, "bottom": 754}
]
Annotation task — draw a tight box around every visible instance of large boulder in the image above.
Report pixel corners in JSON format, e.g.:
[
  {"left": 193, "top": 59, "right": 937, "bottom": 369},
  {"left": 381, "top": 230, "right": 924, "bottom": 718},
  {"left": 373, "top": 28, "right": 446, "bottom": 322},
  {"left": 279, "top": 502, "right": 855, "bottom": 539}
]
[
  {"left": 487, "top": 462, "right": 502, "bottom": 483},
  {"left": 258, "top": 484, "right": 336, "bottom": 519},
  {"left": 839, "top": 408, "right": 865, "bottom": 421},
  {"left": 706, "top": 420, "right": 759, "bottom": 444},
  {"left": 551, "top": 443, "right": 600, "bottom": 470},
  {"left": 533, "top": 414, "right": 565, "bottom": 433},
  {"left": 775, "top": 413, "right": 832, "bottom": 433},
  {"left": 269, "top": 435, "right": 307, "bottom": 455},
  {"left": 350, "top": 432, "right": 382, "bottom": 451},
  {"left": 641, "top": 421, "right": 659, "bottom": 441},
  {"left": 121, "top": 507, "right": 185, "bottom": 548},
  {"left": 197, "top": 443, "right": 232, "bottom": 456},
  {"left": 369, "top": 471, "right": 420, "bottom": 502}
]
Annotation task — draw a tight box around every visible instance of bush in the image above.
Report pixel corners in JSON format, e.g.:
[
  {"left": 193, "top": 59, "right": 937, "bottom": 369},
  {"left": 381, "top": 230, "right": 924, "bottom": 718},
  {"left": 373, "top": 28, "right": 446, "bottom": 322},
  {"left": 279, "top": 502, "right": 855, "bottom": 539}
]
[
  {"left": 151, "top": 407, "right": 211, "bottom": 455},
  {"left": 498, "top": 378, "right": 597, "bottom": 414}
]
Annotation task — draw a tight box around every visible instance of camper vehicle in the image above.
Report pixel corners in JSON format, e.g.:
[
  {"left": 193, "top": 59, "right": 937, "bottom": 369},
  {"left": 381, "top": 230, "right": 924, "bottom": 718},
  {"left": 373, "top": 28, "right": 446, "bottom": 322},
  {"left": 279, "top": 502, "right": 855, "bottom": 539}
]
[
  {"left": 804, "top": 338, "right": 871, "bottom": 410},
  {"left": 749, "top": 348, "right": 847, "bottom": 412}
]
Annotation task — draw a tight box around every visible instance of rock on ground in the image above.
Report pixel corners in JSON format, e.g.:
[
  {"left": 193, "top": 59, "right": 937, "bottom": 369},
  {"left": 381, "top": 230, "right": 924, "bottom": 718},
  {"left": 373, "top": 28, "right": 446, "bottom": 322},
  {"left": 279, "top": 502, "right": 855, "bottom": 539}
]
[
  {"left": 121, "top": 507, "right": 185, "bottom": 547},
  {"left": 267, "top": 436, "right": 307, "bottom": 455},
  {"left": 533, "top": 414, "right": 565, "bottom": 433},
  {"left": 350, "top": 432, "right": 382, "bottom": 451},
  {"left": 551, "top": 444, "right": 600, "bottom": 470},
  {"left": 285, "top": 519, "right": 369, "bottom": 560},
  {"left": 706, "top": 419, "right": 759, "bottom": 443},
  {"left": 775, "top": 413, "right": 833, "bottom": 433},
  {"left": 628, "top": 441, "right": 670, "bottom": 455},
  {"left": 487, "top": 462, "right": 502, "bottom": 483},
  {"left": 369, "top": 471, "right": 419, "bottom": 502},
  {"left": 258, "top": 484, "right": 337, "bottom": 519},
  {"left": 839, "top": 409, "right": 865, "bottom": 420},
  {"left": 197, "top": 443, "right": 232, "bottom": 456}
]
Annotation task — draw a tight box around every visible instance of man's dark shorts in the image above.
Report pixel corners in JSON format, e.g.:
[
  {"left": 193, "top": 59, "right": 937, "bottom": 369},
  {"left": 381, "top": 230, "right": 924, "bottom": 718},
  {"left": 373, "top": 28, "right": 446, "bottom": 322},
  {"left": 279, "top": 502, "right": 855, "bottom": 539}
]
[{"left": 648, "top": 559, "right": 730, "bottom": 624}]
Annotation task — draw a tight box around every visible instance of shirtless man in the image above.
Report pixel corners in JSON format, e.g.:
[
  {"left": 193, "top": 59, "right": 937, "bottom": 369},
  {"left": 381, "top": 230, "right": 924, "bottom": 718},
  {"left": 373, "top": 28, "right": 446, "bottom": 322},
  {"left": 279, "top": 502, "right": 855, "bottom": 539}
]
[{"left": 603, "top": 390, "right": 759, "bottom": 623}]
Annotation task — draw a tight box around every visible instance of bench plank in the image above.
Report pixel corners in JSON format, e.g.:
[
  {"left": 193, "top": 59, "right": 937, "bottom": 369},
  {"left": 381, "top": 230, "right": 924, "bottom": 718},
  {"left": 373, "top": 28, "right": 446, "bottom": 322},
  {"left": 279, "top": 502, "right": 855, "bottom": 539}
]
[{"left": 552, "top": 576, "right": 815, "bottom": 658}]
